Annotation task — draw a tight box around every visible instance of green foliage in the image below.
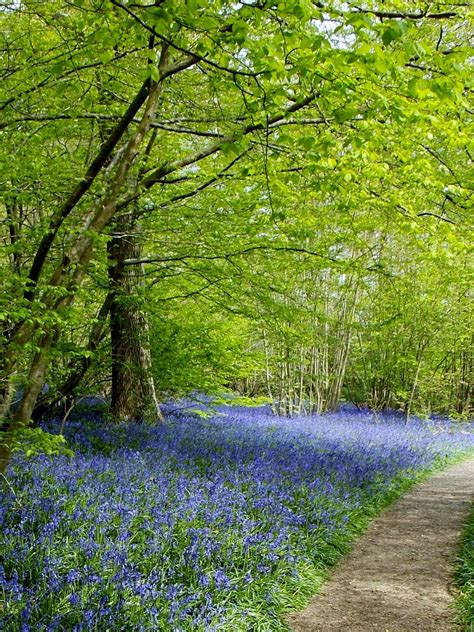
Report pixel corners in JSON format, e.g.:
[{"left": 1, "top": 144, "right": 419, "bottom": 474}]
[
  {"left": 3, "top": 426, "right": 73, "bottom": 459},
  {"left": 212, "top": 394, "right": 272, "bottom": 408},
  {"left": 455, "top": 505, "right": 474, "bottom": 626},
  {"left": 149, "top": 308, "right": 262, "bottom": 398},
  {"left": 0, "top": 0, "right": 472, "bottom": 420}
]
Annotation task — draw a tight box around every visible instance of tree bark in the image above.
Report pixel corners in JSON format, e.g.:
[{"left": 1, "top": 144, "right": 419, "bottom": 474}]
[
  {"left": 13, "top": 331, "right": 55, "bottom": 424},
  {"left": 33, "top": 292, "right": 114, "bottom": 418},
  {"left": 108, "top": 215, "right": 161, "bottom": 422}
]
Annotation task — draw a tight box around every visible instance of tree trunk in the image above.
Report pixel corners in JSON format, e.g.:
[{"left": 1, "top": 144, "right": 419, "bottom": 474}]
[
  {"left": 13, "top": 332, "right": 55, "bottom": 424},
  {"left": 0, "top": 357, "right": 15, "bottom": 425},
  {"left": 108, "top": 215, "right": 161, "bottom": 422},
  {"left": 33, "top": 291, "right": 114, "bottom": 418},
  {"left": 456, "top": 348, "right": 473, "bottom": 416},
  {"left": 405, "top": 356, "right": 423, "bottom": 420}
]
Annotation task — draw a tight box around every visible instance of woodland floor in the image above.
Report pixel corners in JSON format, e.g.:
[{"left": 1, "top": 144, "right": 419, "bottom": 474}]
[{"left": 287, "top": 458, "right": 474, "bottom": 632}]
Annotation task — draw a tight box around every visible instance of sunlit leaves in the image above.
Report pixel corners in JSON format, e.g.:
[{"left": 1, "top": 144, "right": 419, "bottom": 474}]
[
  {"left": 381, "top": 20, "right": 409, "bottom": 47},
  {"left": 0, "top": 0, "right": 471, "bottom": 418}
]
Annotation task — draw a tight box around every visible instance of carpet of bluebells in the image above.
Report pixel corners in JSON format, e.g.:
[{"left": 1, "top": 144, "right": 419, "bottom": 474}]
[{"left": 1, "top": 401, "right": 473, "bottom": 631}]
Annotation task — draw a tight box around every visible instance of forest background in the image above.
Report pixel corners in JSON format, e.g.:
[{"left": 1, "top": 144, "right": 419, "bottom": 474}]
[{"left": 0, "top": 0, "right": 472, "bottom": 463}]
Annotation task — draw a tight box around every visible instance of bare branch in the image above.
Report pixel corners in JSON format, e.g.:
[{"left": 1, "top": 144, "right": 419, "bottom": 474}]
[{"left": 417, "top": 212, "right": 456, "bottom": 224}]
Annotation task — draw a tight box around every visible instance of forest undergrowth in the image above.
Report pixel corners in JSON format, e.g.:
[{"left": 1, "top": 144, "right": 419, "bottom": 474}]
[
  {"left": 455, "top": 504, "right": 474, "bottom": 629},
  {"left": 1, "top": 401, "right": 473, "bottom": 631}
]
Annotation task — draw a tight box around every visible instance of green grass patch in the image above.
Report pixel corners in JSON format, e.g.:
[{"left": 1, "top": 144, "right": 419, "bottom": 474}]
[{"left": 455, "top": 503, "right": 474, "bottom": 629}]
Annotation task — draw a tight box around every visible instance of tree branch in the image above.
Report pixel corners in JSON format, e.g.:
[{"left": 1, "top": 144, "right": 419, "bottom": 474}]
[
  {"left": 353, "top": 7, "right": 458, "bottom": 20},
  {"left": 110, "top": 0, "right": 263, "bottom": 78},
  {"left": 116, "top": 151, "right": 248, "bottom": 212},
  {"left": 417, "top": 212, "right": 456, "bottom": 224},
  {"left": 0, "top": 47, "right": 143, "bottom": 112},
  {"left": 123, "top": 244, "right": 339, "bottom": 266},
  {"left": 139, "top": 93, "right": 316, "bottom": 190},
  {"left": 1, "top": 112, "right": 224, "bottom": 137},
  {"left": 23, "top": 54, "right": 198, "bottom": 301}
]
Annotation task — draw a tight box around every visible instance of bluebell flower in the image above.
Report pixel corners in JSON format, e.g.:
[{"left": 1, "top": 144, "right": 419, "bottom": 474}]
[
  {"left": 69, "top": 594, "right": 80, "bottom": 606},
  {"left": 213, "top": 570, "right": 231, "bottom": 590},
  {"left": 0, "top": 403, "right": 472, "bottom": 629}
]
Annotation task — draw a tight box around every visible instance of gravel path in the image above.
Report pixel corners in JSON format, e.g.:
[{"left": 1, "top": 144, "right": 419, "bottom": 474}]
[{"left": 287, "top": 458, "right": 474, "bottom": 632}]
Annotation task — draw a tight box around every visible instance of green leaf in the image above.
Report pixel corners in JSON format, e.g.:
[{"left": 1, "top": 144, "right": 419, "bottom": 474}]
[
  {"left": 298, "top": 136, "right": 316, "bottom": 150},
  {"left": 149, "top": 65, "right": 160, "bottom": 82},
  {"left": 381, "top": 21, "right": 408, "bottom": 47}
]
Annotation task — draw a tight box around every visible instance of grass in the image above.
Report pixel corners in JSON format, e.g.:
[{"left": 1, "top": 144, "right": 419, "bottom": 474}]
[{"left": 455, "top": 504, "right": 474, "bottom": 630}]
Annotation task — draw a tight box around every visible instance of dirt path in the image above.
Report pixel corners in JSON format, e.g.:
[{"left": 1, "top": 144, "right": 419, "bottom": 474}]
[{"left": 287, "top": 458, "right": 474, "bottom": 632}]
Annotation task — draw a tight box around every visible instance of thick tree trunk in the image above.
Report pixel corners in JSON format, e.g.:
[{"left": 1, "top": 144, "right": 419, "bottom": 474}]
[
  {"left": 0, "top": 444, "right": 11, "bottom": 474},
  {"left": 108, "top": 216, "right": 161, "bottom": 422},
  {"left": 0, "top": 366, "right": 14, "bottom": 473}
]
